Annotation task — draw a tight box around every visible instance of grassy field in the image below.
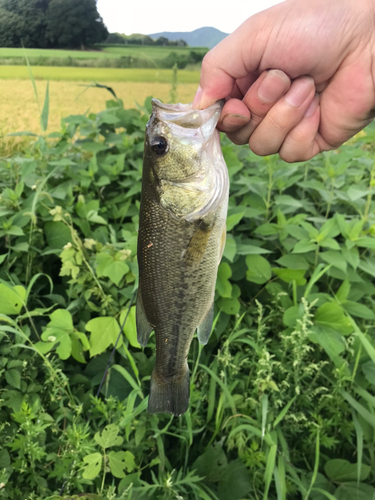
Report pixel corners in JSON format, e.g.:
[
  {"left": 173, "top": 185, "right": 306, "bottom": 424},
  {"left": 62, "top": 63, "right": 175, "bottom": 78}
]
[
  {"left": 0, "top": 45, "right": 207, "bottom": 60},
  {"left": 0, "top": 66, "right": 201, "bottom": 82},
  {"left": 0, "top": 79, "right": 198, "bottom": 137}
]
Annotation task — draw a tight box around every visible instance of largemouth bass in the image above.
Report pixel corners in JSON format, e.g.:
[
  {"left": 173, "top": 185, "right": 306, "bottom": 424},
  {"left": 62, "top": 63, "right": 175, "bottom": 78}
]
[{"left": 137, "top": 99, "right": 229, "bottom": 416}]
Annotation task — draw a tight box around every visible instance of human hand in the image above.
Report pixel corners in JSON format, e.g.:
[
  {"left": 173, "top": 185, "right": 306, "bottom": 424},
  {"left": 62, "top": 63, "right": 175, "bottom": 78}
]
[{"left": 193, "top": 0, "right": 375, "bottom": 162}]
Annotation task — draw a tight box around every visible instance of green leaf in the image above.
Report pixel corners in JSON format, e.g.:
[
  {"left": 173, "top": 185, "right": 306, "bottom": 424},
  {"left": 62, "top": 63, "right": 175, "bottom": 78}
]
[
  {"left": 44, "top": 221, "right": 72, "bottom": 249},
  {"left": 108, "top": 450, "right": 136, "bottom": 478},
  {"left": 120, "top": 306, "right": 140, "bottom": 348},
  {"left": 5, "top": 368, "right": 21, "bottom": 389},
  {"left": 0, "top": 284, "right": 26, "bottom": 315},
  {"left": 343, "top": 301, "right": 375, "bottom": 320},
  {"left": 335, "top": 281, "right": 350, "bottom": 303},
  {"left": 276, "top": 254, "right": 309, "bottom": 270},
  {"left": 334, "top": 483, "right": 375, "bottom": 500},
  {"left": 246, "top": 254, "right": 272, "bottom": 284},
  {"left": 226, "top": 209, "right": 245, "bottom": 231},
  {"left": 94, "top": 423, "right": 123, "bottom": 449},
  {"left": 292, "top": 239, "right": 317, "bottom": 253},
  {"left": 272, "top": 268, "right": 306, "bottom": 285},
  {"left": 320, "top": 251, "right": 347, "bottom": 272},
  {"left": 310, "top": 326, "right": 346, "bottom": 368},
  {"left": 48, "top": 309, "right": 74, "bottom": 330},
  {"left": 325, "top": 457, "right": 363, "bottom": 481},
  {"left": 82, "top": 453, "right": 102, "bottom": 480},
  {"left": 314, "top": 302, "right": 353, "bottom": 335},
  {"left": 223, "top": 235, "right": 236, "bottom": 262},
  {"left": 217, "top": 297, "right": 240, "bottom": 315},
  {"left": 216, "top": 262, "right": 232, "bottom": 298},
  {"left": 362, "top": 360, "right": 375, "bottom": 385},
  {"left": 86, "top": 316, "right": 121, "bottom": 357},
  {"left": 96, "top": 253, "right": 129, "bottom": 286}
]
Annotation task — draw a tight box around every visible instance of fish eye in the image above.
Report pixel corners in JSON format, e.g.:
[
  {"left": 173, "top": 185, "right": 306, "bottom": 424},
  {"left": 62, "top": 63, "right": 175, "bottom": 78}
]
[{"left": 151, "top": 136, "right": 168, "bottom": 156}]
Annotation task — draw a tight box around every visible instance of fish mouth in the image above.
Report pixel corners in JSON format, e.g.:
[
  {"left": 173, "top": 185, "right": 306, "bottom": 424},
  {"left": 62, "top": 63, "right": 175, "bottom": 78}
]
[{"left": 151, "top": 99, "right": 224, "bottom": 133}]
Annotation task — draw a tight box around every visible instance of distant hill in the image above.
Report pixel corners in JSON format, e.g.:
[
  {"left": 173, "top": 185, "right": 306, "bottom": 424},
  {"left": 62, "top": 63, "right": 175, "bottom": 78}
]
[{"left": 148, "top": 27, "right": 228, "bottom": 49}]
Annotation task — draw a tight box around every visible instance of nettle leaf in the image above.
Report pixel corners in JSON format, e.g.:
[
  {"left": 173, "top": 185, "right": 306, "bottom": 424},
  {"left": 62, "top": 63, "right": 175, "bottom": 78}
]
[
  {"left": 246, "top": 254, "right": 272, "bottom": 284},
  {"left": 216, "top": 262, "right": 232, "bottom": 298},
  {"left": 96, "top": 253, "right": 129, "bottom": 286},
  {"left": 272, "top": 268, "right": 306, "bottom": 285},
  {"left": 120, "top": 306, "right": 140, "bottom": 348},
  {"left": 95, "top": 424, "right": 123, "bottom": 449},
  {"left": 86, "top": 317, "right": 121, "bottom": 357},
  {"left": 108, "top": 450, "right": 136, "bottom": 478},
  {"left": 325, "top": 459, "right": 370, "bottom": 482},
  {"left": 314, "top": 302, "right": 353, "bottom": 335},
  {"left": 82, "top": 453, "right": 102, "bottom": 480},
  {"left": 0, "top": 284, "right": 26, "bottom": 315}
]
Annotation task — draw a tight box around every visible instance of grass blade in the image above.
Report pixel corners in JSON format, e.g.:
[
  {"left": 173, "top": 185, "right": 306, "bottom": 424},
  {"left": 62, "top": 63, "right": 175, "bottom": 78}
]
[
  {"left": 40, "top": 81, "right": 49, "bottom": 132},
  {"left": 352, "top": 410, "right": 364, "bottom": 485},
  {"left": 304, "top": 429, "right": 320, "bottom": 500}
]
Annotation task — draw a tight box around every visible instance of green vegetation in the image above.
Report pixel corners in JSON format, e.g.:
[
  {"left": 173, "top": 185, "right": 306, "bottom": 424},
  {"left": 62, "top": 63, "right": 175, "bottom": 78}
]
[
  {"left": 1, "top": 84, "right": 375, "bottom": 499},
  {"left": 0, "top": 66, "right": 201, "bottom": 82},
  {"left": 0, "top": 0, "right": 107, "bottom": 49},
  {"left": 0, "top": 46, "right": 207, "bottom": 70},
  {"left": 0, "top": 47, "right": 119, "bottom": 59}
]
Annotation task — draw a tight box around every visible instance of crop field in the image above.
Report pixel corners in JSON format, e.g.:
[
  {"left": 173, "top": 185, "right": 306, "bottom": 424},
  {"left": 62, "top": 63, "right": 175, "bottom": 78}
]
[
  {"left": 0, "top": 79, "right": 198, "bottom": 136},
  {"left": 0, "top": 65, "right": 201, "bottom": 82},
  {"left": 0, "top": 45, "right": 206, "bottom": 60}
]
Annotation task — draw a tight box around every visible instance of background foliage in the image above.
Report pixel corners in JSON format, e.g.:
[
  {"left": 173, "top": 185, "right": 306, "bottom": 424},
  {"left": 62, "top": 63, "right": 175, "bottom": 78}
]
[
  {"left": 0, "top": 0, "right": 108, "bottom": 49},
  {"left": 0, "top": 85, "right": 375, "bottom": 500}
]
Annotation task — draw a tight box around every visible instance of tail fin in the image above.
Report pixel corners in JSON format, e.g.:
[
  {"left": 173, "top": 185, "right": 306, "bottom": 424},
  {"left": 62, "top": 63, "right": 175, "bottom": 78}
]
[{"left": 148, "top": 368, "right": 190, "bottom": 417}]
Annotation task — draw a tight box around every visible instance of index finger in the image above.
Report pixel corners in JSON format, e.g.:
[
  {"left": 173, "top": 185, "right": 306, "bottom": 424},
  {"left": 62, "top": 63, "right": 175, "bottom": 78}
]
[{"left": 193, "top": 20, "right": 267, "bottom": 109}]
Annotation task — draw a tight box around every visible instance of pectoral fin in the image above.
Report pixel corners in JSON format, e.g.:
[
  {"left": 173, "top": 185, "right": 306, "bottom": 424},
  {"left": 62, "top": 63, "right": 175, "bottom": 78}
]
[
  {"left": 136, "top": 285, "right": 153, "bottom": 347},
  {"left": 197, "top": 302, "right": 214, "bottom": 345}
]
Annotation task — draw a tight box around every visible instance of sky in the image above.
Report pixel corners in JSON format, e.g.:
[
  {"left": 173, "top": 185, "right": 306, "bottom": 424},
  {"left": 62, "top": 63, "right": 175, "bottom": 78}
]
[{"left": 96, "top": 0, "right": 284, "bottom": 36}]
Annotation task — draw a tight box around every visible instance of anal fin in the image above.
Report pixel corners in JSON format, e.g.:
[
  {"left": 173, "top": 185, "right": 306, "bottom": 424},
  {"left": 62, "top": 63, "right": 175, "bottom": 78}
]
[
  {"left": 197, "top": 302, "right": 214, "bottom": 345},
  {"left": 136, "top": 285, "right": 153, "bottom": 347}
]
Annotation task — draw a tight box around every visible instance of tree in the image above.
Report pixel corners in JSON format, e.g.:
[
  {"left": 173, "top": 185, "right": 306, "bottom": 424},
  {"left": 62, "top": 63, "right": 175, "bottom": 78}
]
[
  {"left": 0, "top": 0, "right": 51, "bottom": 47},
  {"left": 46, "top": 0, "right": 108, "bottom": 49},
  {"left": 0, "top": 7, "right": 24, "bottom": 47},
  {"left": 105, "top": 33, "right": 125, "bottom": 45}
]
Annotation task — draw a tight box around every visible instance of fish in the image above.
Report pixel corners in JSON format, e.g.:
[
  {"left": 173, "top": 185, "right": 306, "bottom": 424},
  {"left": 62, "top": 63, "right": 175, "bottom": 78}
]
[{"left": 136, "top": 99, "right": 229, "bottom": 416}]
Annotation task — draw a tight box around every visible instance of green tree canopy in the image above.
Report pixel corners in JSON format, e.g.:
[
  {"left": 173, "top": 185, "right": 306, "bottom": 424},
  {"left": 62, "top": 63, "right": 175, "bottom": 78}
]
[
  {"left": 46, "top": 0, "right": 108, "bottom": 49},
  {"left": 0, "top": 0, "right": 107, "bottom": 48}
]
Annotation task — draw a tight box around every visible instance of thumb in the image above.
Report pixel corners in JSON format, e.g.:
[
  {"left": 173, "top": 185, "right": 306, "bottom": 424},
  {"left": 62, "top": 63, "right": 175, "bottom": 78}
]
[{"left": 193, "top": 15, "right": 271, "bottom": 109}]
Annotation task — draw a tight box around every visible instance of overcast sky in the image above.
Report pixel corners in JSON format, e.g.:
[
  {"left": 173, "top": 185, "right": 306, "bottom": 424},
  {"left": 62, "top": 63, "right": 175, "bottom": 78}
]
[{"left": 96, "top": 0, "right": 284, "bottom": 35}]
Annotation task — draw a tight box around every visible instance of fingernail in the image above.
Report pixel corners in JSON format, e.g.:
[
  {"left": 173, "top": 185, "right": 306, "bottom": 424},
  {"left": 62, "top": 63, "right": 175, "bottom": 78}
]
[
  {"left": 303, "top": 94, "right": 319, "bottom": 117},
  {"left": 222, "top": 113, "right": 249, "bottom": 130},
  {"left": 257, "top": 69, "right": 290, "bottom": 103},
  {"left": 193, "top": 86, "right": 203, "bottom": 109},
  {"left": 285, "top": 77, "right": 314, "bottom": 107}
]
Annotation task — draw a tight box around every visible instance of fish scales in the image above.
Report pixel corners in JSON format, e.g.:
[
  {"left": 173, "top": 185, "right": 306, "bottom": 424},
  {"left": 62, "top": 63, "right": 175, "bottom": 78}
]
[{"left": 137, "top": 99, "right": 229, "bottom": 416}]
